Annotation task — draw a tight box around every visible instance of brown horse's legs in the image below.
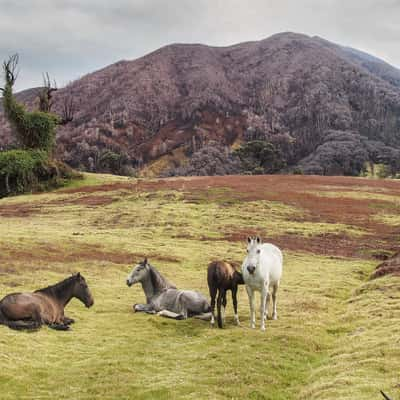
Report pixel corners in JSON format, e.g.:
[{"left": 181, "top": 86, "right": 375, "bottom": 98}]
[
  {"left": 24, "top": 305, "right": 44, "bottom": 329},
  {"left": 209, "top": 286, "right": 217, "bottom": 326},
  {"left": 48, "top": 323, "right": 70, "bottom": 331},
  {"left": 217, "top": 289, "right": 226, "bottom": 328},
  {"left": 63, "top": 316, "right": 75, "bottom": 325},
  {"left": 232, "top": 286, "right": 240, "bottom": 325},
  {"left": 0, "top": 304, "right": 43, "bottom": 330}
]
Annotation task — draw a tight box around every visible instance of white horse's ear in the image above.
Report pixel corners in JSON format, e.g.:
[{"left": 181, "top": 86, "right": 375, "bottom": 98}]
[
  {"left": 256, "top": 237, "right": 261, "bottom": 244},
  {"left": 247, "top": 236, "right": 252, "bottom": 244}
]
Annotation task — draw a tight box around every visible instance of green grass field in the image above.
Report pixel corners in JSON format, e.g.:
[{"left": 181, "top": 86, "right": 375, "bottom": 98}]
[{"left": 0, "top": 174, "right": 399, "bottom": 399}]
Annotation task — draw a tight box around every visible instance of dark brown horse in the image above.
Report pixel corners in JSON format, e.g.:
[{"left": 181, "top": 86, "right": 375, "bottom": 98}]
[
  {"left": 207, "top": 261, "right": 244, "bottom": 328},
  {"left": 0, "top": 273, "right": 94, "bottom": 330}
]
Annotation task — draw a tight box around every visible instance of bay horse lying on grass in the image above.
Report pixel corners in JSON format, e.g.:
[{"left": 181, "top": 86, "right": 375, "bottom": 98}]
[
  {"left": 207, "top": 261, "right": 244, "bottom": 328},
  {"left": 0, "top": 273, "right": 94, "bottom": 331},
  {"left": 126, "top": 258, "right": 211, "bottom": 320}
]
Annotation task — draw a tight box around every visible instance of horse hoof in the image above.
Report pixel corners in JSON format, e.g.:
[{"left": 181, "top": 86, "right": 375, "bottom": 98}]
[
  {"left": 261, "top": 326, "right": 266, "bottom": 332},
  {"left": 272, "top": 314, "right": 277, "bottom": 320}
]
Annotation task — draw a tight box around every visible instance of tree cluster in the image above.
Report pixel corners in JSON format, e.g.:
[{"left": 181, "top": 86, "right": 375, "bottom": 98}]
[{"left": 0, "top": 55, "right": 78, "bottom": 196}]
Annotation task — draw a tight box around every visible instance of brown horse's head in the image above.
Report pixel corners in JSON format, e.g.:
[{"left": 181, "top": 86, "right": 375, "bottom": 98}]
[{"left": 73, "top": 273, "right": 94, "bottom": 308}]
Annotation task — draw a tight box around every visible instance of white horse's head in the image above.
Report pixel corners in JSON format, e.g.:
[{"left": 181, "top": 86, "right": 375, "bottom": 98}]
[
  {"left": 244, "top": 236, "right": 262, "bottom": 275},
  {"left": 126, "top": 258, "right": 150, "bottom": 287}
]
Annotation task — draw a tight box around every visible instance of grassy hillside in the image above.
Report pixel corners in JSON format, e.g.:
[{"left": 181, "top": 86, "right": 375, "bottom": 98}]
[{"left": 0, "top": 174, "right": 399, "bottom": 400}]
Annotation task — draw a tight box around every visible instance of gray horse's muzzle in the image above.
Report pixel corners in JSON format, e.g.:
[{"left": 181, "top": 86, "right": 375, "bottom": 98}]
[{"left": 247, "top": 265, "right": 256, "bottom": 274}]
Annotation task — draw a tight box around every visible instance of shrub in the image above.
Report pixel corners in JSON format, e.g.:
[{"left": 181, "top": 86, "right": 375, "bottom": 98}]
[
  {"left": 234, "top": 140, "right": 285, "bottom": 174},
  {"left": 163, "top": 143, "right": 241, "bottom": 177},
  {"left": 1, "top": 55, "right": 59, "bottom": 153},
  {"left": 0, "top": 149, "right": 76, "bottom": 197}
]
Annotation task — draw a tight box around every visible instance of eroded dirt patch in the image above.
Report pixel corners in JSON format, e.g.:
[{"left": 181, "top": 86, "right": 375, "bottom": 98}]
[
  {"left": 371, "top": 252, "right": 400, "bottom": 279},
  {"left": 3, "top": 175, "right": 400, "bottom": 259},
  {"left": 0, "top": 242, "right": 180, "bottom": 268},
  {"left": 0, "top": 195, "right": 118, "bottom": 217},
  {"left": 53, "top": 195, "right": 117, "bottom": 207},
  {"left": 0, "top": 203, "right": 43, "bottom": 217}
]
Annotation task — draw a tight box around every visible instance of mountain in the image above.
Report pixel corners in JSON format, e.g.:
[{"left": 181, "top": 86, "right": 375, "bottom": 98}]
[{"left": 1, "top": 32, "right": 400, "bottom": 176}]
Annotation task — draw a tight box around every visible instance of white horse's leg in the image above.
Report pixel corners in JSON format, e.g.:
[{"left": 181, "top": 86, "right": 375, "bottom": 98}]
[
  {"left": 194, "top": 312, "right": 212, "bottom": 321},
  {"left": 133, "top": 304, "right": 156, "bottom": 313},
  {"left": 210, "top": 313, "right": 215, "bottom": 325},
  {"left": 221, "top": 305, "right": 226, "bottom": 323},
  {"left": 271, "top": 282, "right": 279, "bottom": 320},
  {"left": 157, "top": 310, "right": 185, "bottom": 319},
  {"left": 260, "top": 283, "right": 269, "bottom": 331},
  {"left": 265, "top": 292, "right": 271, "bottom": 319},
  {"left": 246, "top": 286, "right": 256, "bottom": 329}
]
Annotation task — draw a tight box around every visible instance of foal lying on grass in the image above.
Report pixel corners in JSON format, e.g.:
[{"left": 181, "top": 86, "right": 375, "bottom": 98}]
[
  {"left": 0, "top": 273, "right": 94, "bottom": 331},
  {"left": 127, "top": 258, "right": 211, "bottom": 320},
  {"left": 207, "top": 260, "right": 244, "bottom": 328}
]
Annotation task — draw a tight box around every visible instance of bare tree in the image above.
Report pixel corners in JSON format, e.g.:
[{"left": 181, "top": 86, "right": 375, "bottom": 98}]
[
  {"left": 60, "top": 95, "right": 75, "bottom": 125},
  {"left": 38, "top": 72, "right": 57, "bottom": 112},
  {"left": 0, "top": 54, "right": 19, "bottom": 93}
]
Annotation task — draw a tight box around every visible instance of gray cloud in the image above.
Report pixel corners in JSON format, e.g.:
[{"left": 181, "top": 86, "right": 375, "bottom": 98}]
[{"left": 0, "top": 0, "right": 399, "bottom": 91}]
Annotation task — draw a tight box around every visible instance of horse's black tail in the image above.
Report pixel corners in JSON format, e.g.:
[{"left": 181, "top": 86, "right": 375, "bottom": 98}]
[{"left": 0, "top": 308, "right": 41, "bottom": 331}]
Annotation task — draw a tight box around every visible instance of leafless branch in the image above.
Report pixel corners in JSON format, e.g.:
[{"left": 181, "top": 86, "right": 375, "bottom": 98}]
[
  {"left": 38, "top": 72, "right": 58, "bottom": 112},
  {"left": 59, "top": 96, "right": 75, "bottom": 125},
  {"left": 1, "top": 53, "right": 19, "bottom": 90}
]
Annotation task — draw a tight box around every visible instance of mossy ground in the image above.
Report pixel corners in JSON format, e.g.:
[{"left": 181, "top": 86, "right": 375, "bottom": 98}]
[{"left": 0, "top": 174, "right": 399, "bottom": 399}]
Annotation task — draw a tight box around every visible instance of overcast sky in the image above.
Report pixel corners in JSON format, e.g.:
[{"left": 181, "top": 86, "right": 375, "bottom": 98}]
[{"left": 1, "top": 0, "right": 399, "bottom": 91}]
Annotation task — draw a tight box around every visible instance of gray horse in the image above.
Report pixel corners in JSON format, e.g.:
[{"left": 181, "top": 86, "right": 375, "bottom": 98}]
[{"left": 126, "top": 258, "right": 211, "bottom": 320}]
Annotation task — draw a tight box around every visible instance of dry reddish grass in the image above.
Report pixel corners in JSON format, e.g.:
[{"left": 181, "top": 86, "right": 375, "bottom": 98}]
[
  {"left": 3, "top": 174, "right": 400, "bottom": 262},
  {"left": 0, "top": 242, "right": 180, "bottom": 268},
  {"left": 62, "top": 175, "right": 400, "bottom": 260},
  {"left": 0, "top": 195, "right": 117, "bottom": 217}
]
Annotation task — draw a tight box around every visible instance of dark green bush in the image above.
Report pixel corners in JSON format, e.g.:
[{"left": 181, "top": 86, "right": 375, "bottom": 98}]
[
  {"left": 3, "top": 86, "right": 58, "bottom": 153},
  {"left": 234, "top": 140, "right": 286, "bottom": 174},
  {"left": 0, "top": 149, "right": 77, "bottom": 197}
]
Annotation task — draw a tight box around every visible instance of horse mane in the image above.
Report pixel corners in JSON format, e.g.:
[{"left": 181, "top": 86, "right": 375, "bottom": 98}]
[
  {"left": 35, "top": 275, "right": 77, "bottom": 298},
  {"left": 148, "top": 265, "right": 176, "bottom": 292}
]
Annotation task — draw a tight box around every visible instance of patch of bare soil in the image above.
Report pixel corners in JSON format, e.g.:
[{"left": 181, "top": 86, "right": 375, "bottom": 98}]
[
  {"left": 0, "top": 195, "right": 117, "bottom": 218},
  {"left": 63, "top": 175, "right": 400, "bottom": 258},
  {"left": 3, "top": 175, "right": 400, "bottom": 260},
  {"left": 53, "top": 195, "right": 117, "bottom": 207},
  {"left": 0, "top": 243, "right": 180, "bottom": 267},
  {"left": 0, "top": 203, "right": 43, "bottom": 217},
  {"left": 371, "top": 252, "right": 400, "bottom": 279}
]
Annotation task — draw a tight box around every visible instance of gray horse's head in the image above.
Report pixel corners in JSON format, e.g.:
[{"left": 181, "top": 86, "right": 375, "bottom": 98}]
[
  {"left": 126, "top": 258, "right": 150, "bottom": 287},
  {"left": 244, "top": 236, "right": 262, "bottom": 275}
]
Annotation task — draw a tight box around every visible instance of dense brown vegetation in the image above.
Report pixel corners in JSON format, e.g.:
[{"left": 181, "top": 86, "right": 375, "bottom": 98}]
[{"left": 1, "top": 32, "right": 400, "bottom": 176}]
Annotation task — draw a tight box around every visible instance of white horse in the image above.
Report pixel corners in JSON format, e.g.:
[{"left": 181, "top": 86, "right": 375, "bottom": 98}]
[{"left": 241, "top": 237, "right": 283, "bottom": 331}]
